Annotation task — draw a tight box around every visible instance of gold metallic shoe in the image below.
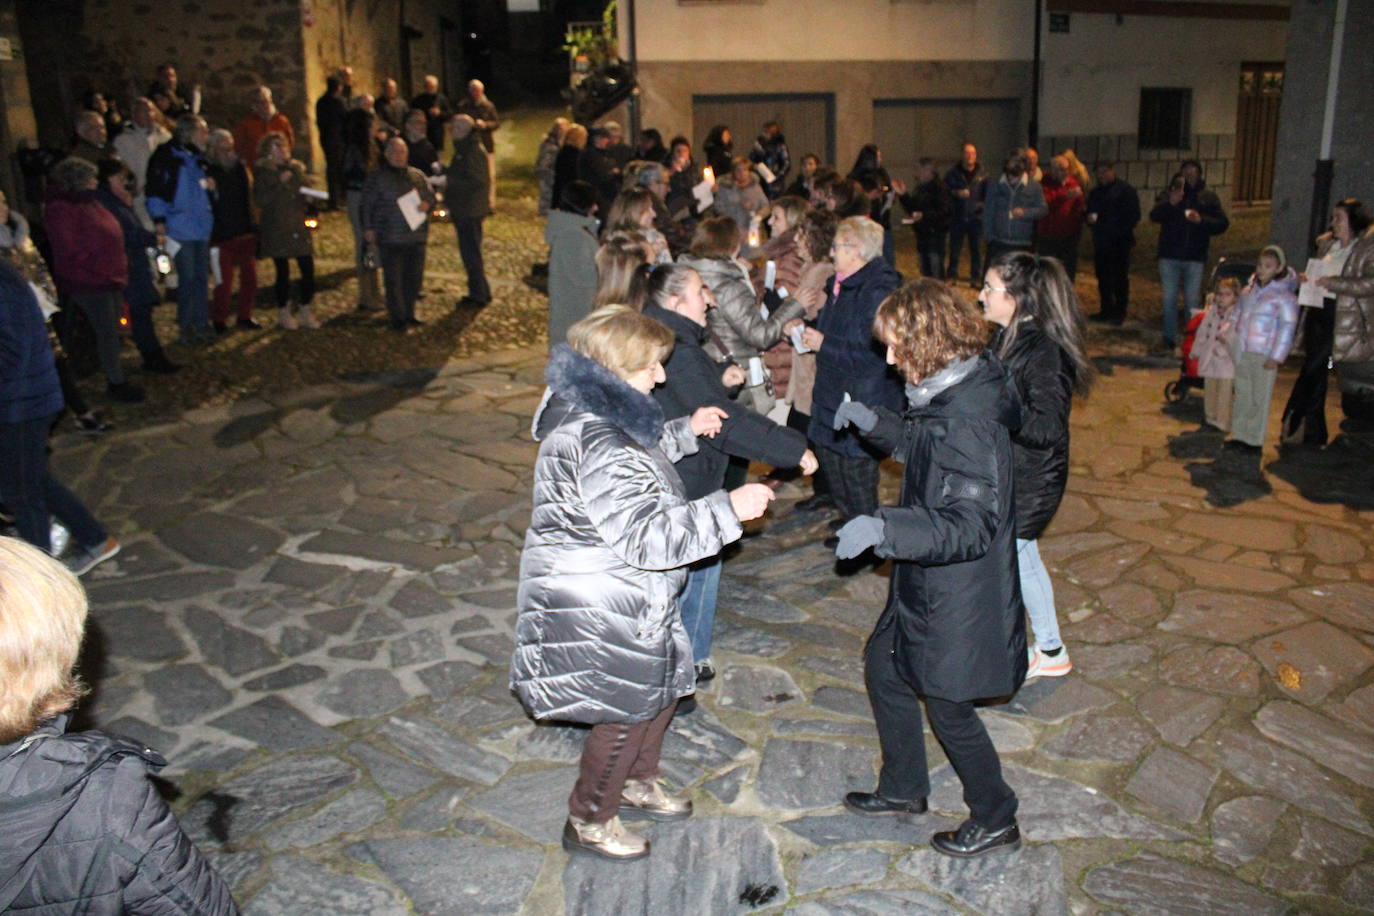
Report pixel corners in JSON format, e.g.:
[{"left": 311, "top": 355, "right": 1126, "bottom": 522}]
[
  {"left": 562, "top": 815, "right": 650, "bottom": 861},
  {"left": 620, "top": 777, "right": 693, "bottom": 821}
]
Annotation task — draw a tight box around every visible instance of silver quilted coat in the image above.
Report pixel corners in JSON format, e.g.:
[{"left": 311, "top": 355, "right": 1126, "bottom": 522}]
[{"left": 511, "top": 345, "right": 743, "bottom": 724}]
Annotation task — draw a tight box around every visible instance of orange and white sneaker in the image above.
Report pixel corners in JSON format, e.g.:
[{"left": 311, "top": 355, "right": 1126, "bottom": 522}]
[{"left": 1027, "top": 646, "right": 1072, "bottom": 679}]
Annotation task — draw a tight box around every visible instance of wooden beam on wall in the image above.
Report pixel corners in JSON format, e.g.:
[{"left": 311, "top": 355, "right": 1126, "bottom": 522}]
[{"left": 1045, "top": 1, "right": 1290, "bottom": 21}]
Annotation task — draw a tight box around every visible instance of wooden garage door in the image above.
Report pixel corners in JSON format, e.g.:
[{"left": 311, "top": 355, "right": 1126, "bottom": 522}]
[
  {"left": 873, "top": 99, "right": 1021, "bottom": 185},
  {"left": 692, "top": 94, "right": 834, "bottom": 174}
]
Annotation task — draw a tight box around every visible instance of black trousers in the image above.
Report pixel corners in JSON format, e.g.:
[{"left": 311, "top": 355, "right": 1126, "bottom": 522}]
[
  {"left": 0, "top": 414, "right": 107, "bottom": 552},
  {"left": 323, "top": 147, "right": 345, "bottom": 208},
  {"left": 273, "top": 256, "right": 315, "bottom": 307},
  {"left": 817, "top": 447, "right": 880, "bottom": 521},
  {"left": 864, "top": 611, "right": 1018, "bottom": 829},
  {"left": 1280, "top": 299, "right": 1335, "bottom": 445},
  {"left": 1093, "top": 240, "right": 1133, "bottom": 320},
  {"left": 379, "top": 243, "right": 426, "bottom": 324},
  {"left": 454, "top": 217, "right": 491, "bottom": 303},
  {"left": 947, "top": 221, "right": 981, "bottom": 281},
  {"left": 917, "top": 236, "right": 946, "bottom": 280}
]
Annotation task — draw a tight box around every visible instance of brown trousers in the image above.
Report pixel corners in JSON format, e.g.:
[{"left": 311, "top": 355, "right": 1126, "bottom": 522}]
[{"left": 568, "top": 702, "right": 676, "bottom": 823}]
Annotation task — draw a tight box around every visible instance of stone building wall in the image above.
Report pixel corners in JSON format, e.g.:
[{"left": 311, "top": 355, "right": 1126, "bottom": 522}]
[{"left": 18, "top": 0, "right": 308, "bottom": 158}]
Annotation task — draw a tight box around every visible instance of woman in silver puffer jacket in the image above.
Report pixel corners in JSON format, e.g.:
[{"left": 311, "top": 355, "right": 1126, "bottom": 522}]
[{"left": 512, "top": 307, "right": 773, "bottom": 862}]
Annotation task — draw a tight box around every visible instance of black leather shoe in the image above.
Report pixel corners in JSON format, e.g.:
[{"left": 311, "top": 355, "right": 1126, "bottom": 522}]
[
  {"left": 844, "top": 792, "right": 927, "bottom": 816},
  {"left": 932, "top": 819, "right": 1021, "bottom": 858}
]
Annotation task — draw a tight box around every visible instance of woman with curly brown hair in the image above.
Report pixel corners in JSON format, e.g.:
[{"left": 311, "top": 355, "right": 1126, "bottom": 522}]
[{"left": 831, "top": 278, "right": 1026, "bottom": 859}]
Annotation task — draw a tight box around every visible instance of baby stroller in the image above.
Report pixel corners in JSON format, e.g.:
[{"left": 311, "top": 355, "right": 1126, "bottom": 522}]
[{"left": 1164, "top": 257, "right": 1254, "bottom": 403}]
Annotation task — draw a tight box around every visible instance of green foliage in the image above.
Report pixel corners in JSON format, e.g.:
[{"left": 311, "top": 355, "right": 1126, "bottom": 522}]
[{"left": 563, "top": 0, "right": 619, "bottom": 67}]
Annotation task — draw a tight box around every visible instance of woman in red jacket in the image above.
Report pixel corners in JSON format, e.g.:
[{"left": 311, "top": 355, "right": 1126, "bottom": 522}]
[{"left": 44, "top": 157, "right": 143, "bottom": 403}]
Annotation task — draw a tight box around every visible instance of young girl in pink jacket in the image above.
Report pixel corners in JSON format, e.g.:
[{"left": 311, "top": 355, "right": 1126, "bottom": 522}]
[{"left": 1192, "top": 276, "right": 1239, "bottom": 431}]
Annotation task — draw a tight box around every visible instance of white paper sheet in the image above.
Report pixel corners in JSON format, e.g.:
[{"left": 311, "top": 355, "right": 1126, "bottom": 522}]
[
  {"left": 209, "top": 246, "right": 222, "bottom": 286},
  {"left": 692, "top": 178, "right": 714, "bottom": 211},
  {"left": 397, "top": 188, "right": 427, "bottom": 230},
  {"left": 1298, "top": 257, "right": 1336, "bottom": 308},
  {"left": 298, "top": 187, "right": 329, "bottom": 200},
  {"left": 754, "top": 161, "right": 775, "bottom": 185}
]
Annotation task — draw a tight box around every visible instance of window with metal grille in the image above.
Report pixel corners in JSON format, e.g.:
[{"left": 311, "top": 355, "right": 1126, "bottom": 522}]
[{"left": 1138, "top": 88, "right": 1192, "bottom": 150}]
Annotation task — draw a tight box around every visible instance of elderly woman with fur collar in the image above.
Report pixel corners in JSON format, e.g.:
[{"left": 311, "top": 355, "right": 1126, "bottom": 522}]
[{"left": 512, "top": 307, "right": 774, "bottom": 862}]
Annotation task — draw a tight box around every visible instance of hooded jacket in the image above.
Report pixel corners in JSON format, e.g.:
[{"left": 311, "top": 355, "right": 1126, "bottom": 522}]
[
  {"left": 1234, "top": 267, "right": 1299, "bottom": 362},
  {"left": 145, "top": 140, "right": 214, "bottom": 242},
  {"left": 0, "top": 715, "right": 238, "bottom": 914},
  {"left": 644, "top": 302, "right": 807, "bottom": 499},
  {"left": 859, "top": 352, "right": 1028, "bottom": 702},
  {"left": 993, "top": 322, "right": 1074, "bottom": 540},
  {"left": 511, "top": 345, "right": 743, "bottom": 724}
]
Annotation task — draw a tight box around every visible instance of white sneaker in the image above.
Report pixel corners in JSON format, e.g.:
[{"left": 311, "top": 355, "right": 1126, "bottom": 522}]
[
  {"left": 1027, "top": 646, "right": 1072, "bottom": 679},
  {"left": 296, "top": 305, "right": 320, "bottom": 329},
  {"left": 277, "top": 307, "right": 298, "bottom": 330},
  {"left": 65, "top": 537, "right": 120, "bottom": 577}
]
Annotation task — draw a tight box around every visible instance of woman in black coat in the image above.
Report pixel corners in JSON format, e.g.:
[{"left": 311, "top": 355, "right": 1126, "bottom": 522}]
[
  {"left": 643, "top": 263, "right": 815, "bottom": 682},
  {"left": 789, "top": 216, "right": 903, "bottom": 537},
  {"left": 831, "top": 278, "right": 1026, "bottom": 859},
  {"left": 981, "top": 251, "right": 1094, "bottom": 679}
]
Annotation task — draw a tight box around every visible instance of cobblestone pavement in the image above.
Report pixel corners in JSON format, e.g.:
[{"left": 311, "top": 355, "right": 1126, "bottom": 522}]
[{"left": 47, "top": 331, "right": 1374, "bottom": 914}]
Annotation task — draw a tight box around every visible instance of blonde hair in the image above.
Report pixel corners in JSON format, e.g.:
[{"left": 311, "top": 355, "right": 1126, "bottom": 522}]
[
  {"left": 604, "top": 187, "right": 656, "bottom": 237},
  {"left": 563, "top": 124, "right": 588, "bottom": 150},
  {"left": 0, "top": 537, "right": 89, "bottom": 743},
  {"left": 568, "top": 305, "right": 674, "bottom": 379},
  {"left": 687, "top": 216, "right": 741, "bottom": 259},
  {"left": 594, "top": 234, "right": 651, "bottom": 308},
  {"left": 834, "top": 216, "right": 884, "bottom": 263},
  {"left": 874, "top": 279, "right": 987, "bottom": 382}
]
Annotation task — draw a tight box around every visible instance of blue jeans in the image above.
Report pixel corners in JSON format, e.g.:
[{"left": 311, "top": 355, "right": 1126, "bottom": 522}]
[
  {"left": 0, "top": 414, "right": 106, "bottom": 553},
  {"left": 1157, "top": 258, "right": 1204, "bottom": 345},
  {"left": 1017, "top": 539, "right": 1062, "bottom": 652},
  {"left": 174, "top": 239, "right": 211, "bottom": 338},
  {"left": 679, "top": 556, "right": 722, "bottom": 663}
]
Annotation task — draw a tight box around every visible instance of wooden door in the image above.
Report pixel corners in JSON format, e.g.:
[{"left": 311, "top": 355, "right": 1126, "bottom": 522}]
[
  {"left": 692, "top": 94, "right": 834, "bottom": 172},
  {"left": 873, "top": 98, "right": 1021, "bottom": 185},
  {"left": 1234, "top": 63, "right": 1283, "bottom": 204}
]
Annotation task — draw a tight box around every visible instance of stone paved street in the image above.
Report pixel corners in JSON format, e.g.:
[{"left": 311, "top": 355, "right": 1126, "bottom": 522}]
[{"left": 45, "top": 332, "right": 1374, "bottom": 914}]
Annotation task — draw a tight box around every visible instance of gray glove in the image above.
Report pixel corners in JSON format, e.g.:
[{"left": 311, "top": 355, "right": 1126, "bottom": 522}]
[
  {"left": 835, "top": 515, "right": 885, "bottom": 559},
  {"left": 832, "top": 399, "right": 878, "bottom": 432}
]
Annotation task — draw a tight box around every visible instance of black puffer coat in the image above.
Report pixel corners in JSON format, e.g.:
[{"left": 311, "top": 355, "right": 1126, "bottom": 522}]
[
  {"left": 0, "top": 716, "right": 238, "bottom": 914},
  {"left": 644, "top": 303, "right": 807, "bottom": 499},
  {"left": 861, "top": 353, "right": 1027, "bottom": 702},
  {"left": 993, "top": 321, "right": 1075, "bottom": 540}
]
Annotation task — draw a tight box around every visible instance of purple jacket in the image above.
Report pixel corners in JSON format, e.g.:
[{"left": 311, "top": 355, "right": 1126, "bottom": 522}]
[{"left": 1234, "top": 268, "right": 1299, "bottom": 362}]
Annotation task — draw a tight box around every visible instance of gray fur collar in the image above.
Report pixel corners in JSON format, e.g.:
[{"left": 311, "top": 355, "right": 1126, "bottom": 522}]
[{"left": 539, "top": 344, "right": 664, "bottom": 449}]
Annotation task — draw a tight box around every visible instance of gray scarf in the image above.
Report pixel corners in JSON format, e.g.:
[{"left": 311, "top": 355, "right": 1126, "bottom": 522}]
[{"left": 905, "top": 354, "right": 978, "bottom": 408}]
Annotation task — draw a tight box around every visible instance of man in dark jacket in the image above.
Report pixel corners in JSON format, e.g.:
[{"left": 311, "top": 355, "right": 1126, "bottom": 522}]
[
  {"left": 410, "top": 74, "right": 452, "bottom": 154},
  {"left": 945, "top": 143, "right": 986, "bottom": 284},
  {"left": 315, "top": 75, "right": 348, "bottom": 209},
  {"left": 896, "top": 158, "right": 952, "bottom": 279},
  {"left": 205, "top": 129, "right": 259, "bottom": 331},
  {"left": 1149, "top": 159, "right": 1229, "bottom": 349},
  {"left": 1085, "top": 161, "right": 1140, "bottom": 324},
  {"left": 748, "top": 121, "right": 790, "bottom": 198},
  {"left": 578, "top": 128, "right": 621, "bottom": 226},
  {"left": 0, "top": 260, "right": 118, "bottom": 571},
  {"left": 447, "top": 114, "right": 491, "bottom": 308},
  {"left": 0, "top": 537, "right": 236, "bottom": 911}
]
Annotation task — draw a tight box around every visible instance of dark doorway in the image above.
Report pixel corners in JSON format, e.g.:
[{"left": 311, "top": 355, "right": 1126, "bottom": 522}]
[
  {"left": 440, "top": 16, "right": 465, "bottom": 99},
  {"left": 692, "top": 94, "right": 834, "bottom": 170},
  {"left": 1234, "top": 62, "right": 1283, "bottom": 204}
]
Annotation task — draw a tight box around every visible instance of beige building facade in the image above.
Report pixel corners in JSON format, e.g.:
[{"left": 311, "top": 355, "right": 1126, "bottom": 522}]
[{"left": 624, "top": 0, "right": 1288, "bottom": 203}]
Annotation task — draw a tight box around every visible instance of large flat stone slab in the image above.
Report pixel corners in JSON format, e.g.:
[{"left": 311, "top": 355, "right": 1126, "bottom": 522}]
[
  {"left": 1125, "top": 746, "right": 1217, "bottom": 823},
  {"left": 780, "top": 811, "right": 961, "bottom": 847},
  {"left": 1287, "top": 582, "right": 1374, "bottom": 633},
  {"left": 712, "top": 618, "right": 793, "bottom": 658},
  {"left": 247, "top": 855, "right": 406, "bottom": 916},
  {"left": 1216, "top": 728, "right": 1372, "bottom": 836},
  {"left": 789, "top": 889, "right": 959, "bottom": 915},
  {"left": 1253, "top": 700, "right": 1374, "bottom": 789},
  {"left": 1210, "top": 795, "right": 1285, "bottom": 866},
  {"left": 1135, "top": 685, "right": 1225, "bottom": 747},
  {"left": 347, "top": 740, "right": 440, "bottom": 799},
  {"left": 88, "top": 605, "right": 187, "bottom": 661},
  {"left": 563, "top": 817, "right": 788, "bottom": 915},
  {"left": 794, "top": 847, "right": 890, "bottom": 895},
  {"left": 1250, "top": 620, "right": 1374, "bottom": 702},
  {"left": 896, "top": 845, "right": 1067, "bottom": 916},
  {"left": 1175, "top": 514, "right": 1296, "bottom": 551},
  {"left": 86, "top": 571, "right": 236, "bottom": 603},
  {"left": 1083, "top": 852, "right": 1286, "bottom": 915},
  {"left": 181, "top": 754, "right": 358, "bottom": 845},
  {"left": 929, "top": 764, "right": 1186, "bottom": 841},
  {"left": 1042, "top": 714, "right": 1153, "bottom": 762},
  {"left": 143, "top": 663, "right": 232, "bottom": 726},
  {"left": 755, "top": 739, "right": 875, "bottom": 810},
  {"left": 183, "top": 606, "right": 279, "bottom": 677},
  {"left": 1004, "top": 677, "right": 1117, "bottom": 723},
  {"left": 1160, "top": 555, "right": 1295, "bottom": 592},
  {"left": 209, "top": 696, "right": 341, "bottom": 750},
  {"left": 1159, "top": 645, "right": 1261, "bottom": 696},
  {"left": 315, "top": 669, "right": 411, "bottom": 718},
  {"left": 466, "top": 765, "right": 578, "bottom": 842},
  {"left": 660, "top": 711, "right": 749, "bottom": 784},
  {"left": 375, "top": 715, "right": 511, "bottom": 785},
  {"left": 263, "top": 787, "right": 388, "bottom": 850},
  {"left": 349, "top": 837, "right": 541, "bottom": 916},
  {"left": 717, "top": 577, "right": 808, "bottom": 623},
  {"left": 1158, "top": 590, "right": 1308, "bottom": 643},
  {"left": 299, "top": 529, "right": 467, "bottom": 570},
  {"left": 156, "top": 511, "right": 284, "bottom": 570},
  {"left": 717, "top": 664, "right": 804, "bottom": 713}
]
